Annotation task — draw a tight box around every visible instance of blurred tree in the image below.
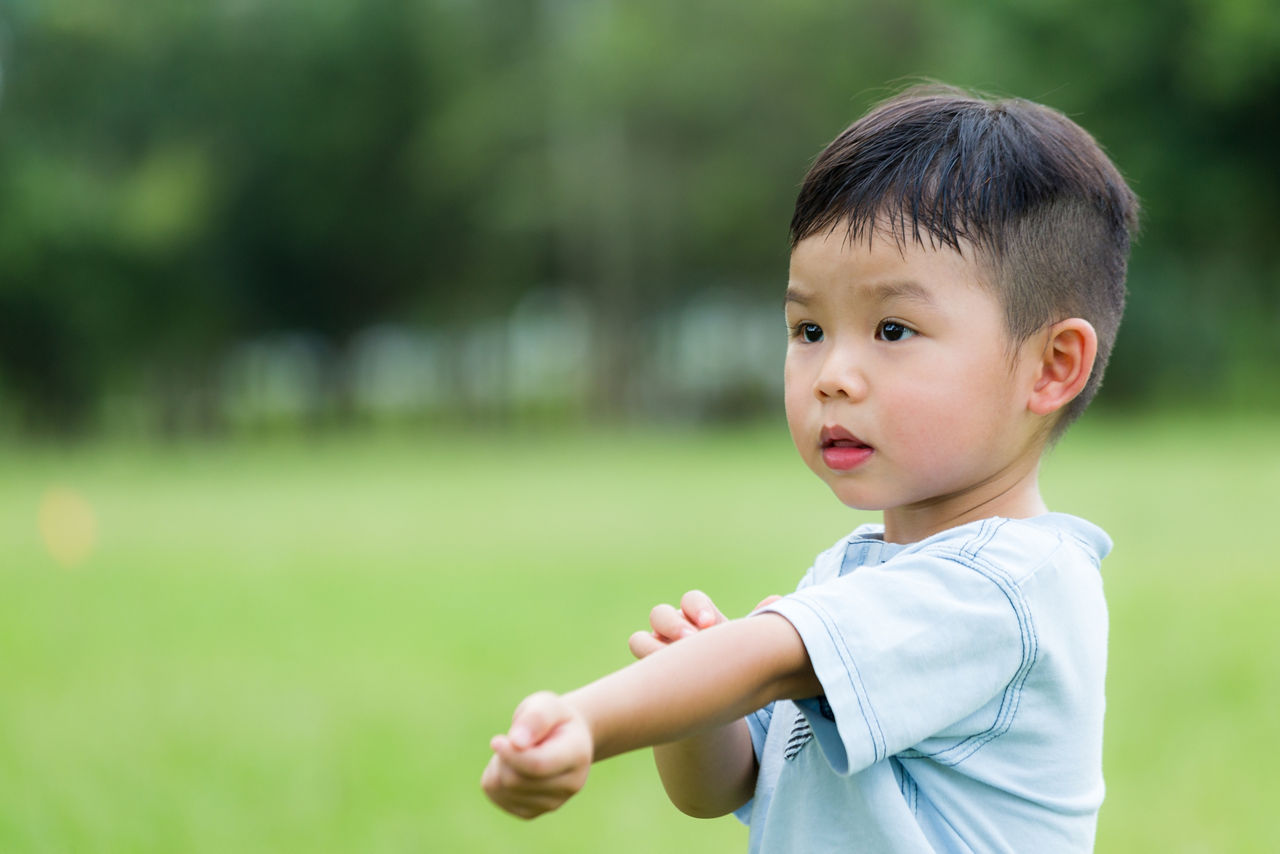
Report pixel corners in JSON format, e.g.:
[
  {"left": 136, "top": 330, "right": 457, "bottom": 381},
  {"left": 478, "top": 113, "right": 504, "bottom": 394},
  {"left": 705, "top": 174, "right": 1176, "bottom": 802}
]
[{"left": 0, "top": 0, "right": 1275, "bottom": 433}]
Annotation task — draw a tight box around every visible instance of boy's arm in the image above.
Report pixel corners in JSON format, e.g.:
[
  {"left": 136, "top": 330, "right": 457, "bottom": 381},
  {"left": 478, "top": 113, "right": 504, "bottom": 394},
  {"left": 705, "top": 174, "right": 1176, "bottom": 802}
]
[
  {"left": 630, "top": 590, "right": 782, "bottom": 818},
  {"left": 650, "top": 716, "right": 756, "bottom": 818},
  {"left": 482, "top": 612, "right": 818, "bottom": 819}
]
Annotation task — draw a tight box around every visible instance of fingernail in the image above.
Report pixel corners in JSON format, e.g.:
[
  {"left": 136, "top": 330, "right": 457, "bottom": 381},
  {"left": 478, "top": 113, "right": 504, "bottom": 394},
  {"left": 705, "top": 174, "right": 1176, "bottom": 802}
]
[
  {"left": 509, "top": 726, "right": 530, "bottom": 749},
  {"left": 698, "top": 610, "right": 714, "bottom": 626}
]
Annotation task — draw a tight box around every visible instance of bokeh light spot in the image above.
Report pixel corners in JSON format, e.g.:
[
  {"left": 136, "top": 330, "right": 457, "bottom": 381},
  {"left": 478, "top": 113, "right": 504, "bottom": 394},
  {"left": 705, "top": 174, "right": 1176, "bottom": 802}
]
[{"left": 38, "top": 487, "right": 99, "bottom": 568}]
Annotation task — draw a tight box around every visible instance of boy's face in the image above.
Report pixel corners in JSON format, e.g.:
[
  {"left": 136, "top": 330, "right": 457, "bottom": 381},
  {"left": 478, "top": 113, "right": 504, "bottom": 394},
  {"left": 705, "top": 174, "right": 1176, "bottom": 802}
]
[{"left": 784, "top": 227, "right": 1048, "bottom": 541}]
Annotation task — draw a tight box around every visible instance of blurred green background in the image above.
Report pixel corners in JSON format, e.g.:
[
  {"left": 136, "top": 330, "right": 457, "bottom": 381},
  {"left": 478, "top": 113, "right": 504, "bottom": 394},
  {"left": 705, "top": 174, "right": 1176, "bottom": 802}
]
[{"left": 1, "top": 0, "right": 1277, "bottom": 851}]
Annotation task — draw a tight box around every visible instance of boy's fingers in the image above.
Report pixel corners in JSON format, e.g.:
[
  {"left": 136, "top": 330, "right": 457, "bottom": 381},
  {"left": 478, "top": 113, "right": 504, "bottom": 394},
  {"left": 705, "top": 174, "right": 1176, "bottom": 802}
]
[
  {"left": 482, "top": 755, "right": 554, "bottom": 818},
  {"left": 508, "top": 691, "right": 567, "bottom": 750},
  {"left": 508, "top": 741, "right": 583, "bottom": 780},
  {"left": 484, "top": 754, "right": 538, "bottom": 809},
  {"left": 649, "top": 603, "right": 697, "bottom": 640},
  {"left": 492, "top": 728, "right": 587, "bottom": 781},
  {"left": 681, "top": 589, "right": 725, "bottom": 628},
  {"left": 491, "top": 733, "right": 562, "bottom": 779},
  {"left": 489, "top": 741, "right": 544, "bottom": 782},
  {"left": 484, "top": 758, "right": 585, "bottom": 819},
  {"left": 628, "top": 630, "right": 664, "bottom": 659}
]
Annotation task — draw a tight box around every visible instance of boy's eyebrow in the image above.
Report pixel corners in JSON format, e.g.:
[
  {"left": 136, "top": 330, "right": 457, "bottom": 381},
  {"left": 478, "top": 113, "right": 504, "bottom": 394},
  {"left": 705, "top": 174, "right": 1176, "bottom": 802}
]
[
  {"left": 785, "top": 280, "right": 937, "bottom": 307},
  {"left": 784, "top": 287, "right": 811, "bottom": 306},
  {"left": 868, "top": 279, "right": 937, "bottom": 306}
]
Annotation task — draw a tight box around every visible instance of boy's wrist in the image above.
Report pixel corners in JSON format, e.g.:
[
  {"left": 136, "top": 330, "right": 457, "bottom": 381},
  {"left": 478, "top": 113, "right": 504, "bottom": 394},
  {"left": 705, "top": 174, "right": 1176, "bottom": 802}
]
[{"left": 565, "top": 702, "right": 597, "bottom": 771}]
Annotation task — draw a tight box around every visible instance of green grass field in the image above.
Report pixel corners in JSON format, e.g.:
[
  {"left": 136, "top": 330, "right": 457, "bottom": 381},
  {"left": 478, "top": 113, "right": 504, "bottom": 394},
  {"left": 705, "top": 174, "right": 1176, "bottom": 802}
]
[{"left": 1, "top": 414, "right": 1275, "bottom": 852}]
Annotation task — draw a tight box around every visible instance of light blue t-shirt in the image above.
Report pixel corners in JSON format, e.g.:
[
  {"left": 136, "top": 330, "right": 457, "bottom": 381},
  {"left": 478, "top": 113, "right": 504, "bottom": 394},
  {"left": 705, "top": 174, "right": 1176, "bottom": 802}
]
[{"left": 735, "top": 514, "right": 1110, "bottom": 853}]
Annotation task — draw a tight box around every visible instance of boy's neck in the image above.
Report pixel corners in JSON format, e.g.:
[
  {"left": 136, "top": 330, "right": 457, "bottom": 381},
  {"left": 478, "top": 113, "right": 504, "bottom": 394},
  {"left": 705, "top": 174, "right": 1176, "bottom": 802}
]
[{"left": 880, "top": 458, "right": 1049, "bottom": 544}]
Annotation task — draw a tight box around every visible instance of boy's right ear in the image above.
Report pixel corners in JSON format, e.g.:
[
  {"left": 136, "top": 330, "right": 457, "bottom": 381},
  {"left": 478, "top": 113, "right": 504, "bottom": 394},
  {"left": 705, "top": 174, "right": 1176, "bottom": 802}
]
[{"left": 1027, "top": 318, "right": 1097, "bottom": 417}]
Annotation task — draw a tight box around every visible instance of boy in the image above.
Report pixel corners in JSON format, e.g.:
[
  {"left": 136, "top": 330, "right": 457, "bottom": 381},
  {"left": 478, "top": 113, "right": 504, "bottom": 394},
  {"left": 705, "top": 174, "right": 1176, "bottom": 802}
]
[{"left": 481, "top": 84, "right": 1138, "bottom": 852}]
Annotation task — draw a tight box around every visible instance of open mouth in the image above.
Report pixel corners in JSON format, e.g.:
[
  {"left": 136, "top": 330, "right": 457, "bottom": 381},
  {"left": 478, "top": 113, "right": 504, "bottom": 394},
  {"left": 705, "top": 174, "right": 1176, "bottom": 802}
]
[
  {"left": 820, "top": 425, "right": 870, "bottom": 450},
  {"left": 820, "top": 426, "right": 873, "bottom": 471}
]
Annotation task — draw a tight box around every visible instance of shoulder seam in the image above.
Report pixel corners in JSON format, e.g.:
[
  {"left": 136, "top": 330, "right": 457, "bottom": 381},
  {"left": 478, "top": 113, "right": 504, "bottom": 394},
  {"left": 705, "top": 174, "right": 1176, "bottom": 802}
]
[{"left": 900, "top": 534, "right": 1039, "bottom": 766}]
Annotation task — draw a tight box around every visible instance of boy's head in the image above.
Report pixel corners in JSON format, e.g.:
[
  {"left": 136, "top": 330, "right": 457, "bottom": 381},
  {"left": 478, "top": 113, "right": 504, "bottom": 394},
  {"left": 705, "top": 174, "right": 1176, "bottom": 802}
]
[{"left": 791, "top": 84, "right": 1139, "bottom": 436}]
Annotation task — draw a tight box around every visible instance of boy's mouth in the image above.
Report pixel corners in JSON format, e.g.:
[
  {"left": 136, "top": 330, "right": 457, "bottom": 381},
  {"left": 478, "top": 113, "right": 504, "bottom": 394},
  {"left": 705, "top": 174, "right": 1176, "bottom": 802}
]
[{"left": 820, "top": 426, "right": 873, "bottom": 471}]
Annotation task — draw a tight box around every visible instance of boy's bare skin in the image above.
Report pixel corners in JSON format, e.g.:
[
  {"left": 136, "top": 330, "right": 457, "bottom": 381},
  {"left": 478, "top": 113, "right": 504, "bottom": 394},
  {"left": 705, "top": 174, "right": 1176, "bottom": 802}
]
[
  {"left": 629, "top": 591, "right": 781, "bottom": 817},
  {"left": 481, "top": 227, "right": 1096, "bottom": 820},
  {"left": 481, "top": 609, "right": 818, "bottom": 819},
  {"left": 783, "top": 227, "right": 1092, "bottom": 543}
]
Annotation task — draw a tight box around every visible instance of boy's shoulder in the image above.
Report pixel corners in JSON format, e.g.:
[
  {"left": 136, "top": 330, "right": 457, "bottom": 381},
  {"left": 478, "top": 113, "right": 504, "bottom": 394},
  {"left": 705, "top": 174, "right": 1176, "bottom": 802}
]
[
  {"left": 803, "top": 513, "right": 1111, "bottom": 590},
  {"left": 904, "top": 513, "right": 1111, "bottom": 572}
]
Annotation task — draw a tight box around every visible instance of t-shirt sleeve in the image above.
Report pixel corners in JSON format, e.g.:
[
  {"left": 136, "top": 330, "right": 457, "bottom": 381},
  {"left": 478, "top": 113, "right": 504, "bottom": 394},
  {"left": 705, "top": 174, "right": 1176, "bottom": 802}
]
[
  {"left": 763, "top": 547, "right": 1032, "bottom": 776},
  {"left": 730, "top": 701, "right": 774, "bottom": 826}
]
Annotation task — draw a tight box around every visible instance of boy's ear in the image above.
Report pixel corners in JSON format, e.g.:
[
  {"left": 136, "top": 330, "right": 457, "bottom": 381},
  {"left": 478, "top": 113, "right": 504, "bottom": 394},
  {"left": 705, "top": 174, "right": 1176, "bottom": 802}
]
[{"left": 1028, "top": 318, "right": 1097, "bottom": 417}]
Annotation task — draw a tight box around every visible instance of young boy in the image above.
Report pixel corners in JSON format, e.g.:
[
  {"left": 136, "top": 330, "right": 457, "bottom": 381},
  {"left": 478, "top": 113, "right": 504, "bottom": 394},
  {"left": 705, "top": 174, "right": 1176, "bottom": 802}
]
[{"left": 481, "top": 84, "right": 1138, "bottom": 852}]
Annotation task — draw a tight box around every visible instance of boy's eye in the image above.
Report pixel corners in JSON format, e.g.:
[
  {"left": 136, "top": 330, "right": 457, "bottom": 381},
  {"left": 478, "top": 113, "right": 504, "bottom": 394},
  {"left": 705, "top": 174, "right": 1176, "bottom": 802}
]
[
  {"left": 876, "top": 320, "right": 916, "bottom": 342},
  {"left": 794, "top": 322, "right": 824, "bottom": 343}
]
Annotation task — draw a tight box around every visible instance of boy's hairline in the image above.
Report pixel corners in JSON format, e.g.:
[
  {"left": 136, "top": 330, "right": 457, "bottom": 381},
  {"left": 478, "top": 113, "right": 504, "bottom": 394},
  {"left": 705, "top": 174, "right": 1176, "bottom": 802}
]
[{"left": 789, "top": 216, "right": 1025, "bottom": 324}]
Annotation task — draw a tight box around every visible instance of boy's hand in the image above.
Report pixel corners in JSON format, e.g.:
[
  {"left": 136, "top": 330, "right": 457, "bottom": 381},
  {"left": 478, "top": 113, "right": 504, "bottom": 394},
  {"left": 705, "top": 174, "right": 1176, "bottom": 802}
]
[
  {"left": 628, "top": 589, "right": 724, "bottom": 659},
  {"left": 482, "top": 691, "right": 592, "bottom": 819},
  {"left": 629, "top": 591, "right": 782, "bottom": 659}
]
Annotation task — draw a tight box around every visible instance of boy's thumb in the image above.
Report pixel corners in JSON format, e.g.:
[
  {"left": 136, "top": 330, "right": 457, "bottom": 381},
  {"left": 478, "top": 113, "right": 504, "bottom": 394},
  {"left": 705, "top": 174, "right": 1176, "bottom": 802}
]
[{"left": 508, "top": 691, "right": 563, "bottom": 750}]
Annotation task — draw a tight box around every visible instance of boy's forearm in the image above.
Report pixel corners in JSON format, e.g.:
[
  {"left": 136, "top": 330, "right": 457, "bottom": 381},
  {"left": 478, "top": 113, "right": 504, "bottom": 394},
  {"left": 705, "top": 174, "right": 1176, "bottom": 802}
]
[
  {"left": 564, "top": 613, "right": 819, "bottom": 763},
  {"left": 482, "top": 613, "right": 815, "bottom": 821}
]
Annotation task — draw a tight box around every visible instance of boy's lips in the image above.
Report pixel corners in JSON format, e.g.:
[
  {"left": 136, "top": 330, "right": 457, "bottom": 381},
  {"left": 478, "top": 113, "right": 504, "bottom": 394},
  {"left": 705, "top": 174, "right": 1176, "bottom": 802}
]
[{"left": 819, "top": 425, "right": 873, "bottom": 471}]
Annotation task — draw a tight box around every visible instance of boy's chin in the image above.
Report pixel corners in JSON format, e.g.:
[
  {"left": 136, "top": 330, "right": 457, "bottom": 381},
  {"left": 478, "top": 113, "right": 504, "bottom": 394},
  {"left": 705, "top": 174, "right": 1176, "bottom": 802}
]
[{"left": 823, "top": 484, "right": 891, "bottom": 512}]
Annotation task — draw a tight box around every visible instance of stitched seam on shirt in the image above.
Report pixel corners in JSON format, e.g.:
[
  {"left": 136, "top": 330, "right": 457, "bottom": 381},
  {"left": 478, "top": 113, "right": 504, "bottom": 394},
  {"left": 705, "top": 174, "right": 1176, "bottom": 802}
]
[
  {"left": 920, "top": 544, "right": 1039, "bottom": 766},
  {"left": 786, "top": 596, "right": 888, "bottom": 763},
  {"left": 1058, "top": 527, "right": 1101, "bottom": 568},
  {"left": 962, "top": 516, "right": 1001, "bottom": 562},
  {"left": 891, "top": 757, "right": 918, "bottom": 812}
]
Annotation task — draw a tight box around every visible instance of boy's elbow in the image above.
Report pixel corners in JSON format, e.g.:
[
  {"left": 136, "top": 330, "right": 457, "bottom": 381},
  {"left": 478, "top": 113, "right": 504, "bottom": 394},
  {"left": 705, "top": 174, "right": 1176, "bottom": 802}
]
[
  {"left": 655, "top": 734, "right": 757, "bottom": 820},
  {"left": 674, "top": 803, "right": 730, "bottom": 819},
  {"left": 669, "top": 789, "right": 752, "bottom": 819}
]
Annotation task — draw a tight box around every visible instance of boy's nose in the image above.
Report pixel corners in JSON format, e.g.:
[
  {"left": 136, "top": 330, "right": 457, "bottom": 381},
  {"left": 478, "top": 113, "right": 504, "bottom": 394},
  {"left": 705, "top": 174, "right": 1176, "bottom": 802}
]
[{"left": 813, "top": 348, "right": 868, "bottom": 401}]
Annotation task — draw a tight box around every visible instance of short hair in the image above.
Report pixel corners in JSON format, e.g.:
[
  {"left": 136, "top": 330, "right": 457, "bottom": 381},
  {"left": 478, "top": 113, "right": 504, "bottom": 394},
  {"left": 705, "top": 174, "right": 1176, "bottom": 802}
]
[{"left": 791, "top": 84, "right": 1139, "bottom": 435}]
